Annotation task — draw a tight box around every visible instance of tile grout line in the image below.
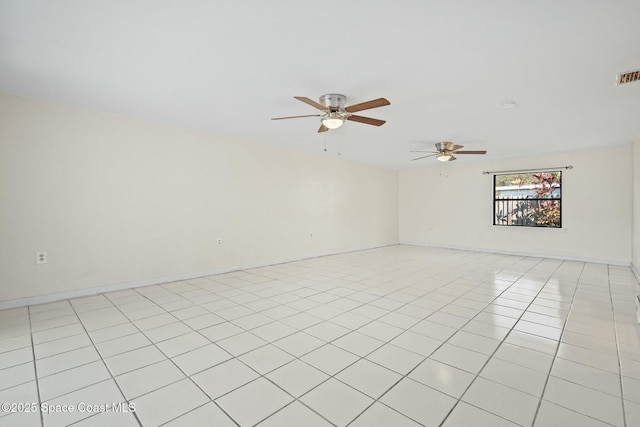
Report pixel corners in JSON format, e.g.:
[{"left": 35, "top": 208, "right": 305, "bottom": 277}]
[
  {"left": 134, "top": 290, "right": 342, "bottom": 427},
  {"left": 27, "top": 305, "right": 45, "bottom": 427},
  {"left": 262, "top": 255, "right": 566, "bottom": 426},
  {"left": 343, "top": 288, "right": 501, "bottom": 424},
  {"left": 341, "top": 260, "right": 625, "bottom": 426},
  {"left": 341, "top": 257, "right": 555, "bottom": 427},
  {"left": 244, "top": 259, "right": 481, "bottom": 427},
  {"left": 529, "top": 260, "right": 582, "bottom": 427},
  {"left": 434, "top": 256, "right": 559, "bottom": 427},
  {"left": 608, "top": 264, "right": 628, "bottom": 427},
  {"left": 321, "top": 260, "right": 510, "bottom": 426},
  {"left": 530, "top": 267, "right": 631, "bottom": 426},
  {"left": 109, "top": 290, "right": 243, "bottom": 427},
  {"left": 67, "top": 300, "right": 145, "bottom": 427},
  {"left": 134, "top": 253, "right": 483, "bottom": 426}
]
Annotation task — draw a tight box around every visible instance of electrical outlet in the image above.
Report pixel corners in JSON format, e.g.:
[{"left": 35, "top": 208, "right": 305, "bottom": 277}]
[
  {"left": 217, "top": 238, "right": 222, "bottom": 246},
  {"left": 36, "top": 251, "right": 47, "bottom": 265}
]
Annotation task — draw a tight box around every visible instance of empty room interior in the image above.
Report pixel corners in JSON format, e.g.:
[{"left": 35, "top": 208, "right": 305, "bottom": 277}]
[{"left": 2, "top": 1, "right": 640, "bottom": 427}]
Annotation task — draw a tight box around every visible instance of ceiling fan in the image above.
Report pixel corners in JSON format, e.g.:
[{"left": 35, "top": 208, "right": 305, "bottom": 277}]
[
  {"left": 412, "top": 142, "right": 487, "bottom": 162},
  {"left": 271, "top": 94, "right": 390, "bottom": 133}
]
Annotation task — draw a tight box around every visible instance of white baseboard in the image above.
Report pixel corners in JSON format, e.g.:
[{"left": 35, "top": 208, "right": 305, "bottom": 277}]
[
  {"left": 399, "top": 241, "right": 632, "bottom": 267},
  {"left": 0, "top": 243, "right": 398, "bottom": 310}
]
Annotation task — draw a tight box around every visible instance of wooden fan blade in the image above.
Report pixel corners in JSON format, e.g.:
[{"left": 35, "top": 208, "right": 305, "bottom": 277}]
[
  {"left": 345, "top": 98, "right": 390, "bottom": 113},
  {"left": 412, "top": 154, "right": 438, "bottom": 161},
  {"left": 346, "top": 115, "right": 386, "bottom": 126},
  {"left": 317, "top": 124, "right": 329, "bottom": 133},
  {"left": 454, "top": 150, "right": 487, "bottom": 154},
  {"left": 448, "top": 154, "right": 457, "bottom": 161},
  {"left": 294, "top": 96, "right": 327, "bottom": 111},
  {"left": 449, "top": 144, "right": 464, "bottom": 151},
  {"left": 271, "top": 114, "right": 322, "bottom": 120}
]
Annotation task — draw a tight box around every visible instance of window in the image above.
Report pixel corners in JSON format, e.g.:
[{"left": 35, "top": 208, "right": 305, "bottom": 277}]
[{"left": 493, "top": 171, "right": 562, "bottom": 228}]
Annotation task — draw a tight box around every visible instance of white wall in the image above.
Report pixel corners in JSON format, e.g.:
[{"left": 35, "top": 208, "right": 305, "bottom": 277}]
[
  {"left": 0, "top": 93, "right": 399, "bottom": 305},
  {"left": 633, "top": 132, "right": 640, "bottom": 278},
  {"left": 399, "top": 147, "right": 632, "bottom": 264}
]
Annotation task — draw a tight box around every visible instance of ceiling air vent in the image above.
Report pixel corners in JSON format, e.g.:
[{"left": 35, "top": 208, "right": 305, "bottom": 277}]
[{"left": 616, "top": 69, "right": 640, "bottom": 85}]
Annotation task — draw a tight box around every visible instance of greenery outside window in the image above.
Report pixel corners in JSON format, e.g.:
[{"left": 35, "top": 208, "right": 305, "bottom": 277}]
[{"left": 493, "top": 171, "right": 562, "bottom": 228}]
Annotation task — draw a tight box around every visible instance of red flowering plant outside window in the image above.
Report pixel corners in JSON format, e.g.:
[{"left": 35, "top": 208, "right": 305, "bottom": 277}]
[{"left": 494, "top": 171, "right": 562, "bottom": 228}]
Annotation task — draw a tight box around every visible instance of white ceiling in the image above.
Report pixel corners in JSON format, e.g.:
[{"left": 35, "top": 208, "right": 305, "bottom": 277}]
[{"left": 1, "top": 0, "right": 639, "bottom": 169}]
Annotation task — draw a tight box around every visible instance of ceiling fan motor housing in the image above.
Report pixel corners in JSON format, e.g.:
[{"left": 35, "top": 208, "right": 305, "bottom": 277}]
[
  {"left": 320, "top": 94, "right": 347, "bottom": 111},
  {"left": 436, "top": 142, "right": 454, "bottom": 151}
]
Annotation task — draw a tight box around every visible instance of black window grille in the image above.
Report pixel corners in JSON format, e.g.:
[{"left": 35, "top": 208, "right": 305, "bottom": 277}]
[{"left": 493, "top": 171, "right": 562, "bottom": 228}]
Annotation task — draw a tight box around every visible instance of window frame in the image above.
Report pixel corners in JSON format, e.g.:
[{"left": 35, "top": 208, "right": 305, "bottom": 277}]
[{"left": 492, "top": 171, "right": 562, "bottom": 229}]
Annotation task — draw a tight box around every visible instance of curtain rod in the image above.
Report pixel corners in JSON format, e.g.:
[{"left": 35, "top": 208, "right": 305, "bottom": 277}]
[{"left": 482, "top": 166, "right": 573, "bottom": 175}]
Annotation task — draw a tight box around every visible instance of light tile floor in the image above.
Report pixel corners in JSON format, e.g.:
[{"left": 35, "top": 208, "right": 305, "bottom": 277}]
[{"left": 1, "top": 245, "right": 640, "bottom": 426}]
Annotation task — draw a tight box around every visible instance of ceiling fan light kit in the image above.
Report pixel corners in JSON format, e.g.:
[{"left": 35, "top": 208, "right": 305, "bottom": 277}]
[
  {"left": 321, "top": 111, "right": 345, "bottom": 129},
  {"left": 436, "top": 152, "right": 452, "bottom": 162}
]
